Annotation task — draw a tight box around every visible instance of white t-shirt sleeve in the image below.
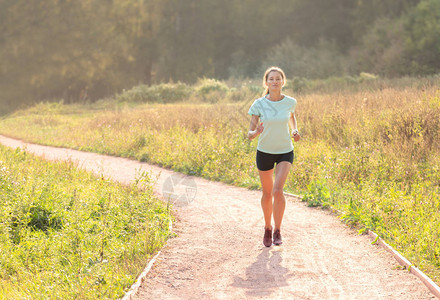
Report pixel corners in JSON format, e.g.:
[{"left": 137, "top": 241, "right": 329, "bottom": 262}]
[{"left": 248, "top": 99, "right": 261, "bottom": 116}]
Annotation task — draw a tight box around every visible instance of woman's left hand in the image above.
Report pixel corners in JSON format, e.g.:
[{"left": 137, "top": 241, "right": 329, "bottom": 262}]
[{"left": 292, "top": 130, "right": 300, "bottom": 142}]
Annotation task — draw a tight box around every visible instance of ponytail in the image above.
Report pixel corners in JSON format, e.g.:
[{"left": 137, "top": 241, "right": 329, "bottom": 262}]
[{"left": 262, "top": 87, "right": 269, "bottom": 96}]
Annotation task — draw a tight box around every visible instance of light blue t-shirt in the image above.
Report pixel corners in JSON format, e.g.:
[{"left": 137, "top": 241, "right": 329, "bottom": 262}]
[{"left": 248, "top": 95, "right": 297, "bottom": 154}]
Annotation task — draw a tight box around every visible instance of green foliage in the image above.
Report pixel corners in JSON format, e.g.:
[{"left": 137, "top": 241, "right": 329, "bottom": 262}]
[
  {"left": 0, "top": 145, "right": 172, "bottom": 299},
  {"left": 196, "top": 78, "right": 229, "bottom": 95},
  {"left": 194, "top": 78, "right": 230, "bottom": 103},
  {"left": 352, "top": 17, "right": 408, "bottom": 76},
  {"left": 116, "top": 82, "right": 192, "bottom": 103},
  {"left": 302, "top": 180, "right": 331, "bottom": 207},
  {"left": 284, "top": 73, "right": 380, "bottom": 95},
  {"left": 288, "top": 0, "right": 355, "bottom": 49},
  {"left": 288, "top": 77, "right": 311, "bottom": 93},
  {"left": 405, "top": 0, "right": 440, "bottom": 74}
]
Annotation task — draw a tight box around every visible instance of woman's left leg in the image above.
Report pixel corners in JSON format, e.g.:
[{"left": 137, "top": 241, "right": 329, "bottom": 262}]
[{"left": 273, "top": 161, "right": 292, "bottom": 231}]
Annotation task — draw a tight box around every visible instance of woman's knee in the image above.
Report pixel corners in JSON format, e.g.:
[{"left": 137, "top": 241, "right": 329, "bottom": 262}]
[
  {"left": 273, "top": 187, "right": 285, "bottom": 199},
  {"left": 262, "top": 190, "right": 273, "bottom": 198}
]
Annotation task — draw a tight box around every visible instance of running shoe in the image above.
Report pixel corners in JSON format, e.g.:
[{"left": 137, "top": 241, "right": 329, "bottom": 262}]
[
  {"left": 263, "top": 227, "right": 272, "bottom": 247},
  {"left": 273, "top": 229, "right": 282, "bottom": 245}
]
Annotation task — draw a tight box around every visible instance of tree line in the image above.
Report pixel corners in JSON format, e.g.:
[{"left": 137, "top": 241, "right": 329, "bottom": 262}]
[{"left": 1, "top": 0, "right": 439, "bottom": 110}]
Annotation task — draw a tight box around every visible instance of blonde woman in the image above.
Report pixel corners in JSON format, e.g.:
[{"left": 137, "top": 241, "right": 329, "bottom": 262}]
[{"left": 247, "top": 66, "right": 300, "bottom": 247}]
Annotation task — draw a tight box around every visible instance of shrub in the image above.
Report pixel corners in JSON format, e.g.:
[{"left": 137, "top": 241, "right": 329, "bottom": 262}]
[
  {"left": 195, "top": 78, "right": 229, "bottom": 102},
  {"left": 116, "top": 82, "right": 192, "bottom": 103}
]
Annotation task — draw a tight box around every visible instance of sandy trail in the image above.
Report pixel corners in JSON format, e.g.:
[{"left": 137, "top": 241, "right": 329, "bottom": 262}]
[{"left": 0, "top": 135, "right": 435, "bottom": 300}]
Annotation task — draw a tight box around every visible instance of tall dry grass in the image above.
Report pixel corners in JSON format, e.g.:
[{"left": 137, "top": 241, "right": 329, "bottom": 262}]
[{"left": 1, "top": 80, "right": 439, "bottom": 283}]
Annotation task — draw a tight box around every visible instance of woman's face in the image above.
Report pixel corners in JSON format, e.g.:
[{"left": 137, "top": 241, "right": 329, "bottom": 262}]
[{"left": 266, "top": 71, "right": 284, "bottom": 91}]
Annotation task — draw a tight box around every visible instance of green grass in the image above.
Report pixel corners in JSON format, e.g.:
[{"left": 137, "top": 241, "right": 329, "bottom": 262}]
[
  {"left": 0, "top": 145, "right": 172, "bottom": 299},
  {"left": 1, "top": 76, "right": 440, "bottom": 286}
]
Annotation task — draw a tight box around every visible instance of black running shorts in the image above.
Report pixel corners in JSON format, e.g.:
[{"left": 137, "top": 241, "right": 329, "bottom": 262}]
[{"left": 256, "top": 150, "right": 294, "bottom": 171}]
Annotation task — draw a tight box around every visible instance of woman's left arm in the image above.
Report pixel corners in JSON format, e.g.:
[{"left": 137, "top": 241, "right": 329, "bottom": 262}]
[{"left": 290, "top": 112, "right": 300, "bottom": 141}]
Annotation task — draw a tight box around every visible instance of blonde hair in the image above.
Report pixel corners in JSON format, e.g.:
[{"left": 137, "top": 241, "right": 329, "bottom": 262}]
[{"left": 262, "top": 66, "right": 286, "bottom": 96}]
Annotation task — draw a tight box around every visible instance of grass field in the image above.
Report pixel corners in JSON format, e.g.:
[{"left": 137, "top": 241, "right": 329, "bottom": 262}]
[
  {"left": 0, "top": 144, "right": 172, "bottom": 299},
  {"left": 1, "top": 76, "right": 439, "bottom": 286}
]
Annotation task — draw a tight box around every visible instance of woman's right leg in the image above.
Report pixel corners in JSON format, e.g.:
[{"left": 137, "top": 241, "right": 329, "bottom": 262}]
[{"left": 259, "top": 168, "right": 274, "bottom": 230}]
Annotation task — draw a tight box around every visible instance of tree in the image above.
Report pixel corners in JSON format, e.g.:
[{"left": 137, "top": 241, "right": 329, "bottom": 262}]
[
  {"left": 287, "top": 0, "right": 355, "bottom": 50},
  {"left": 351, "top": 17, "right": 408, "bottom": 76},
  {"left": 405, "top": 0, "right": 440, "bottom": 74},
  {"left": 351, "top": 0, "right": 422, "bottom": 40},
  {"left": 111, "top": 0, "right": 165, "bottom": 86},
  {"left": 0, "top": 0, "right": 120, "bottom": 104}
]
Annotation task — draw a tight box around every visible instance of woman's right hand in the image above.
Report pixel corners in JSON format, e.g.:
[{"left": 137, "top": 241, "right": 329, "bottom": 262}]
[
  {"left": 248, "top": 122, "right": 264, "bottom": 140},
  {"left": 255, "top": 122, "right": 264, "bottom": 135}
]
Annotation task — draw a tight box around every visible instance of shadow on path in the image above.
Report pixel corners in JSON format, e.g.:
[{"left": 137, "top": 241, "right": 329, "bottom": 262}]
[{"left": 231, "top": 247, "right": 293, "bottom": 297}]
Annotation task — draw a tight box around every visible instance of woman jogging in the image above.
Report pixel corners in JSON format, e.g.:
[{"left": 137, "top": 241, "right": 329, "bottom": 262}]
[{"left": 247, "top": 66, "right": 300, "bottom": 247}]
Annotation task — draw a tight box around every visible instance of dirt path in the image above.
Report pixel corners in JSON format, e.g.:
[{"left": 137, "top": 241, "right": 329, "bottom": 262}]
[{"left": 0, "top": 135, "right": 436, "bottom": 300}]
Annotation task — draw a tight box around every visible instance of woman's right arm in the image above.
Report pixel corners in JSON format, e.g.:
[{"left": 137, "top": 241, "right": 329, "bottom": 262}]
[{"left": 248, "top": 115, "right": 264, "bottom": 140}]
